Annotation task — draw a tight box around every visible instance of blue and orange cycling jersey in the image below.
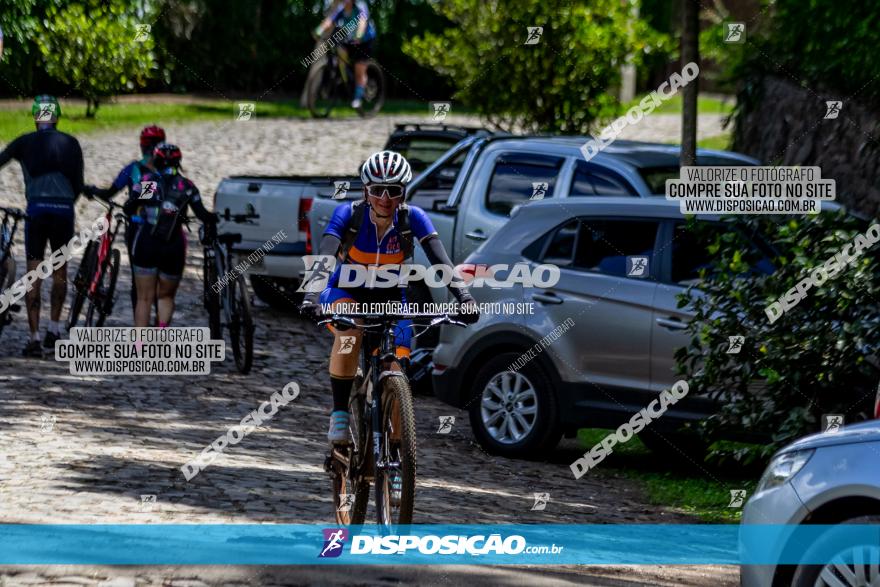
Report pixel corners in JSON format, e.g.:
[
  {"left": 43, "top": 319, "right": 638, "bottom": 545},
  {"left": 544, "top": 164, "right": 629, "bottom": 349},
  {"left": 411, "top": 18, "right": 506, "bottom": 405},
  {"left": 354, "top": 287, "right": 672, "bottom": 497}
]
[{"left": 323, "top": 201, "right": 437, "bottom": 288}]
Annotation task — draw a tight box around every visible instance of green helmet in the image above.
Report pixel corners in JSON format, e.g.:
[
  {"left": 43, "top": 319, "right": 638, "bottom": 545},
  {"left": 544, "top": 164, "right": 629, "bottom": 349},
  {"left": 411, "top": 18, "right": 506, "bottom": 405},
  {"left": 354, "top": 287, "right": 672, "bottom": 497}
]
[{"left": 32, "top": 95, "right": 61, "bottom": 122}]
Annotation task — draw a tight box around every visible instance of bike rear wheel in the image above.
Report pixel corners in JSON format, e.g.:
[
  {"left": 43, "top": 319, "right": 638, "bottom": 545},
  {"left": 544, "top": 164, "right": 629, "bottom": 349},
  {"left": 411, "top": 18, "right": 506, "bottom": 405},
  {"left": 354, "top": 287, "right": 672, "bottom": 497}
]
[
  {"left": 0, "top": 261, "right": 9, "bottom": 339},
  {"left": 359, "top": 60, "right": 385, "bottom": 118},
  {"left": 307, "top": 62, "right": 340, "bottom": 118},
  {"left": 228, "top": 272, "right": 254, "bottom": 374},
  {"left": 68, "top": 241, "right": 97, "bottom": 330},
  {"left": 95, "top": 249, "right": 120, "bottom": 327},
  {"left": 376, "top": 374, "right": 417, "bottom": 526}
]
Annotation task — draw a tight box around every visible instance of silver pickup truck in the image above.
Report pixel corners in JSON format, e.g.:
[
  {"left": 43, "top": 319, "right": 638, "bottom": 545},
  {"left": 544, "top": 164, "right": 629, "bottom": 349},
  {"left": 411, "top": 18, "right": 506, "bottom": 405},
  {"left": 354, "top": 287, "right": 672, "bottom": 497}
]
[
  {"left": 309, "top": 134, "right": 759, "bottom": 309},
  {"left": 213, "top": 124, "right": 487, "bottom": 310}
]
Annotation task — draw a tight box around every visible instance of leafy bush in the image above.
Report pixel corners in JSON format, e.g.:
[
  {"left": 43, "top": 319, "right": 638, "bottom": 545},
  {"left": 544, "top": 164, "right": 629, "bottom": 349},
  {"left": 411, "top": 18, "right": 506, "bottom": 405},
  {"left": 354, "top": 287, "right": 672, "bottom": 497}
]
[
  {"left": 402, "top": 0, "right": 671, "bottom": 133},
  {"left": 35, "top": 0, "right": 155, "bottom": 116},
  {"left": 675, "top": 210, "right": 880, "bottom": 461}
]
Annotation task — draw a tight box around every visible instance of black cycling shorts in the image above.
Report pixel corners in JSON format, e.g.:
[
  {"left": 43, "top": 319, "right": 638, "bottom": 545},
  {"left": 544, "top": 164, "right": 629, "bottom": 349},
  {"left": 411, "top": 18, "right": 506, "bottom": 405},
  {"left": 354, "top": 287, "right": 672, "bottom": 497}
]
[
  {"left": 343, "top": 40, "right": 373, "bottom": 61},
  {"left": 24, "top": 212, "right": 74, "bottom": 261},
  {"left": 130, "top": 224, "right": 186, "bottom": 280}
]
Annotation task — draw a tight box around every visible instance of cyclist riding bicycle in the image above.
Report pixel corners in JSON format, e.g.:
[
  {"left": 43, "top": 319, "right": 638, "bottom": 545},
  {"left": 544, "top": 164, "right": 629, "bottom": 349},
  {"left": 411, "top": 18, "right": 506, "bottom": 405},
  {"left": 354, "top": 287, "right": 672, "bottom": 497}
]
[
  {"left": 0, "top": 95, "right": 84, "bottom": 357},
  {"left": 300, "top": 150, "right": 478, "bottom": 445},
  {"left": 85, "top": 125, "right": 166, "bottom": 319},
  {"left": 125, "top": 143, "right": 216, "bottom": 328},
  {"left": 313, "top": 0, "right": 377, "bottom": 109}
]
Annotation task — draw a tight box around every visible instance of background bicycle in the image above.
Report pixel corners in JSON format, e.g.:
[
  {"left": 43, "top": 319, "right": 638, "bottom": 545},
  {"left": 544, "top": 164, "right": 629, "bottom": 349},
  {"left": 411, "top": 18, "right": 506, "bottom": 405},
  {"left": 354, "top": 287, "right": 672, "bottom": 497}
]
[
  {"left": 305, "top": 40, "right": 385, "bottom": 118},
  {"left": 200, "top": 209, "right": 259, "bottom": 374},
  {"left": 67, "top": 198, "right": 125, "bottom": 329},
  {"left": 321, "top": 310, "right": 465, "bottom": 527},
  {"left": 0, "top": 206, "right": 26, "bottom": 339}
]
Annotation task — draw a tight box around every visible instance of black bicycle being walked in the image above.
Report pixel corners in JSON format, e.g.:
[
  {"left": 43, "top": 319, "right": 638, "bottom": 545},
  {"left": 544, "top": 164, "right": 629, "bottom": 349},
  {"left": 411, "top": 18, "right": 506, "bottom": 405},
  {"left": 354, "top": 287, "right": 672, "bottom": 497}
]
[
  {"left": 321, "top": 310, "right": 465, "bottom": 527},
  {"left": 0, "top": 206, "right": 27, "bottom": 339},
  {"left": 305, "top": 41, "right": 385, "bottom": 118},
  {"left": 68, "top": 198, "right": 126, "bottom": 328},
  {"left": 201, "top": 209, "right": 258, "bottom": 374}
]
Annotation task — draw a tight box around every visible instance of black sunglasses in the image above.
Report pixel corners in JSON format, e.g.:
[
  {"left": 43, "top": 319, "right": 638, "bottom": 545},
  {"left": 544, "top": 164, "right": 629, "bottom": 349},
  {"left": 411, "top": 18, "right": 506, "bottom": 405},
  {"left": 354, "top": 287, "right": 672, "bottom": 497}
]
[{"left": 366, "top": 184, "right": 404, "bottom": 199}]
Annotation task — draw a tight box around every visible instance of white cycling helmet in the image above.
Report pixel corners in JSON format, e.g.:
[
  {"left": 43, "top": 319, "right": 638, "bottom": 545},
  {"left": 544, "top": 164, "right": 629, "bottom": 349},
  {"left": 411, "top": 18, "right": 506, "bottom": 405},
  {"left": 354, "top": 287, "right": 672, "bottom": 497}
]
[{"left": 360, "top": 150, "right": 413, "bottom": 185}]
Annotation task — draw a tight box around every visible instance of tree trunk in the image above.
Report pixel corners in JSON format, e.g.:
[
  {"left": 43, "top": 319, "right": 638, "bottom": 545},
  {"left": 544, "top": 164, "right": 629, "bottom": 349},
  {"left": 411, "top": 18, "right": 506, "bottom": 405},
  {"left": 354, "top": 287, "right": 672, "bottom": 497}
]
[
  {"left": 86, "top": 98, "right": 100, "bottom": 119},
  {"left": 680, "top": 0, "right": 699, "bottom": 167}
]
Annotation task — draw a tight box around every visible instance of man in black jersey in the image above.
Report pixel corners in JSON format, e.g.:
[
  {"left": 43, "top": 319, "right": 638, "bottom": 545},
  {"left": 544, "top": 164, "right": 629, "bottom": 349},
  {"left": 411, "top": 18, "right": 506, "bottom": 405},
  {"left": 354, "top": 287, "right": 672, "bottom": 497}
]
[{"left": 0, "top": 95, "right": 85, "bottom": 357}]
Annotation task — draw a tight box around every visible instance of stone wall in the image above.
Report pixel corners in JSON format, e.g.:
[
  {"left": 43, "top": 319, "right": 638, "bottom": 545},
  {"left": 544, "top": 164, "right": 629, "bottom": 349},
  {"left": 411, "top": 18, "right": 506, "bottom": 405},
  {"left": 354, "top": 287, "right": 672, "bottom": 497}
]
[{"left": 733, "top": 76, "right": 880, "bottom": 217}]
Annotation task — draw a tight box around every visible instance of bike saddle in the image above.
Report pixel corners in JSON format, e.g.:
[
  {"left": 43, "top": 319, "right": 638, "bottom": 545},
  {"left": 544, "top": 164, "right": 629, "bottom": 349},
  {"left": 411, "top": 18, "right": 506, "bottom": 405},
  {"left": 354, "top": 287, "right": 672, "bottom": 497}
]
[{"left": 217, "top": 233, "right": 242, "bottom": 245}]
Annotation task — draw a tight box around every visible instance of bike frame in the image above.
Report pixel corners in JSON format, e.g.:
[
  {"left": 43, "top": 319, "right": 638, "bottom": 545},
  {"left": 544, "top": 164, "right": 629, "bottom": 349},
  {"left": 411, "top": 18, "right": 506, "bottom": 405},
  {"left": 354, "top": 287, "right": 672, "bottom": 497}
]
[
  {"left": 88, "top": 203, "right": 125, "bottom": 296},
  {"left": 211, "top": 239, "right": 234, "bottom": 324}
]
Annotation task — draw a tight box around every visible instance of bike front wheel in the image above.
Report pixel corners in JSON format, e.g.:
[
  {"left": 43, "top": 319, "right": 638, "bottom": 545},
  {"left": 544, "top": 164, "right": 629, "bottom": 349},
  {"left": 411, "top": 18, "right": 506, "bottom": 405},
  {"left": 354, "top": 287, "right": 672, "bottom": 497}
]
[
  {"left": 94, "top": 249, "right": 120, "bottom": 327},
  {"left": 228, "top": 272, "right": 254, "bottom": 374},
  {"left": 332, "top": 387, "right": 369, "bottom": 525},
  {"left": 307, "top": 62, "right": 339, "bottom": 119},
  {"left": 376, "top": 374, "right": 417, "bottom": 526}
]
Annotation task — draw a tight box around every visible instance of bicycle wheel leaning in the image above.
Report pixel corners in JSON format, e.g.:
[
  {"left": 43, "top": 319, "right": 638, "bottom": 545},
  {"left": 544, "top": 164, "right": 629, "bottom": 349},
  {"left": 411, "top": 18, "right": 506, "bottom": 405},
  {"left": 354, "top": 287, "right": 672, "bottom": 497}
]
[
  {"left": 307, "top": 62, "right": 339, "bottom": 119},
  {"left": 94, "top": 249, "right": 120, "bottom": 327},
  {"left": 68, "top": 241, "right": 97, "bottom": 329},
  {"left": 228, "top": 272, "right": 254, "bottom": 374},
  {"left": 202, "top": 249, "right": 221, "bottom": 339},
  {"left": 376, "top": 374, "right": 417, "bottom": 526},
  {"left": 84, "top": 248, "right": 120, "bottom": 327},
  {"left": 0, "top": 262, "right": 9, "bottom": 339},
  {"left": 332, "top": 381, "right": 370, "bottom": 525},
  {"left": 359, "top": 60, "right": 385, "bottom": 118}
]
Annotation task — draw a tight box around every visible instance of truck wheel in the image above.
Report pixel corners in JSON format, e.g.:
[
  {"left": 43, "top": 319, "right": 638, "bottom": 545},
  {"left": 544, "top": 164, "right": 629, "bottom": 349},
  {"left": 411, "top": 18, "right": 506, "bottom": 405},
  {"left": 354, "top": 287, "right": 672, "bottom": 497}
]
[
  {"left": 467, "top": 352, "right": 561, "bottom": 458},
  {"left": 250, "top": 275, "right": 301, "bottom": 312}
]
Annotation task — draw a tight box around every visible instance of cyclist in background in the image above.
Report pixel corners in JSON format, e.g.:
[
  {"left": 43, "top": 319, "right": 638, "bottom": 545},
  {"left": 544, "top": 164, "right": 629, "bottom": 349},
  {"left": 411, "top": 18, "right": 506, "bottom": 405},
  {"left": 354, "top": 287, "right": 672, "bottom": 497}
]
[
  {"left": 313, "top": 0, "right": 377, "bottom": 109},
  {"left": 85, "top": 125, "right": 166, "bottom": 320},
  {"left": 300, "top": 150, "right": 478, "bottom": 445},
  {"left": 125, "top": 144, "right": 216, "bottom": 328},
  {"left": 0, "top": 95, "right": 84, "bottom": 357}
]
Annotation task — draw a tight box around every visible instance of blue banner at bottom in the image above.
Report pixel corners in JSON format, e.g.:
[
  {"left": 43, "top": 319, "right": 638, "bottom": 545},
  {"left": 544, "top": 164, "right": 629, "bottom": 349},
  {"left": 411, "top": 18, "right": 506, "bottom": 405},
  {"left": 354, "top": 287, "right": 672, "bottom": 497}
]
[{"left": 0, "top": 524, "right": 877, "bottom": 565}]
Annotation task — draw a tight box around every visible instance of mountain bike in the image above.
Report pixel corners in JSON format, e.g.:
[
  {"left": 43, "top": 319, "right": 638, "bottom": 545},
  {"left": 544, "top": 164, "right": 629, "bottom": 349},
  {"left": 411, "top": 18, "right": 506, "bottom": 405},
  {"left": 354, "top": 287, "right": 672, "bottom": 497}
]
[
  {"left": 68, "top": 199, "right": 125, "bottom": 328},
  {"left": 306, "top": 39, "right": 385, "bottom": 118},
  {"left": 200, "top": 209, "right": 259, "bottom": 374},
  {"left": 321, "top": 311, "right": 466, "bottom": 527},
  {"left": 0, "top": 206, "right": 27, "bottom": 339}
]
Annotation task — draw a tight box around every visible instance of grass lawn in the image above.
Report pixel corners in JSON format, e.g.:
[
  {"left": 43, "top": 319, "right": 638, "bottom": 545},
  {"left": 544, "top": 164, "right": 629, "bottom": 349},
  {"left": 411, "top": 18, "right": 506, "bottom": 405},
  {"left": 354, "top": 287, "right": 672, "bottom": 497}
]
[
  {"left": 0, "top": 98, "right": 452, "bottom": 142},
  {"left": 619, "top": 93, "right": 736, "bottom": 116},
  {"left": 577, "top": 428, "right": 761, "bottom": 523}
]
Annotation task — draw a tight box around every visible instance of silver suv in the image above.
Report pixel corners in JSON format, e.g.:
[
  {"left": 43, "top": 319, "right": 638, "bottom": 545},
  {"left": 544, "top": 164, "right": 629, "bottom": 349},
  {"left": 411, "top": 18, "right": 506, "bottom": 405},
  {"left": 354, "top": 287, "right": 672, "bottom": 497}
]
[{"left": 431, "top": 197, "right": 777, "bottom": 456}]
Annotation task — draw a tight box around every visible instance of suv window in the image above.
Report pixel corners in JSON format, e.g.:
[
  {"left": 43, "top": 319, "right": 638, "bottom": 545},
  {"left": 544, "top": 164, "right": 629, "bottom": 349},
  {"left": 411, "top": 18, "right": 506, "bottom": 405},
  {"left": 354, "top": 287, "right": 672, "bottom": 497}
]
[
  {"left": 391, "top": 138, "right": 460, "bottom": 173},
  {"left": 574, "top": 219, "right": 659, "bottom": 278},
  {"left": 486, "top": 153, "right": 563, "bottom": 216},
  {"left": 406, "top": 148, "right": 468, "bottom": 210},
  {"left": 670, "top": 222, "right": 775, "bottom": 285},
  {"left": 570, "top": 162, "right": 638, "bottom": 197},
  {"left": 540, "top": 219, "right": 579, "bottom": 267}
]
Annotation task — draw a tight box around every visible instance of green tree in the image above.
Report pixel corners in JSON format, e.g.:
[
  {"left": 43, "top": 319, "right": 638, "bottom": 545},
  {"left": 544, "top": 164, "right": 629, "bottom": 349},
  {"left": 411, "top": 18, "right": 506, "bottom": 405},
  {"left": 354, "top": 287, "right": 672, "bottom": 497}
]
[
  {"left": 675, "top": 211, "right": 880, "bottom": 462},
  {"left": 403, "top": 0, "right": 671, "bottom": 133},
  {"left": 35, "top": 0, "right": 155, "bottom": 116}
]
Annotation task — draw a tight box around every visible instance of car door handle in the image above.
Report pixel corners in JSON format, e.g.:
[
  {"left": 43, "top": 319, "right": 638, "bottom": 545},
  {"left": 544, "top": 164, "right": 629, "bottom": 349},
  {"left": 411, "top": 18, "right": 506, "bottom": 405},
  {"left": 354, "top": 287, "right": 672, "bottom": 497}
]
[
  {"left": 465, "top": 230, "right": 487, "bottom": 241},
  {"left": 532, "top": 292, "right": 564, "bottom": 305},
  {"left": 656, "top": 317, "right": 687, "bottom": 330}
]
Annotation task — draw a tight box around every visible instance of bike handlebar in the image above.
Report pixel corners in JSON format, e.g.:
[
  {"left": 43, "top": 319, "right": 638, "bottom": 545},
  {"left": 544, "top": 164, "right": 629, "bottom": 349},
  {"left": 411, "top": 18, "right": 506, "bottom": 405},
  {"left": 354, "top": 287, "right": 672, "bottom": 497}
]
[{"left": 0, "top": 207, "right": 28, "bottom": 220}]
